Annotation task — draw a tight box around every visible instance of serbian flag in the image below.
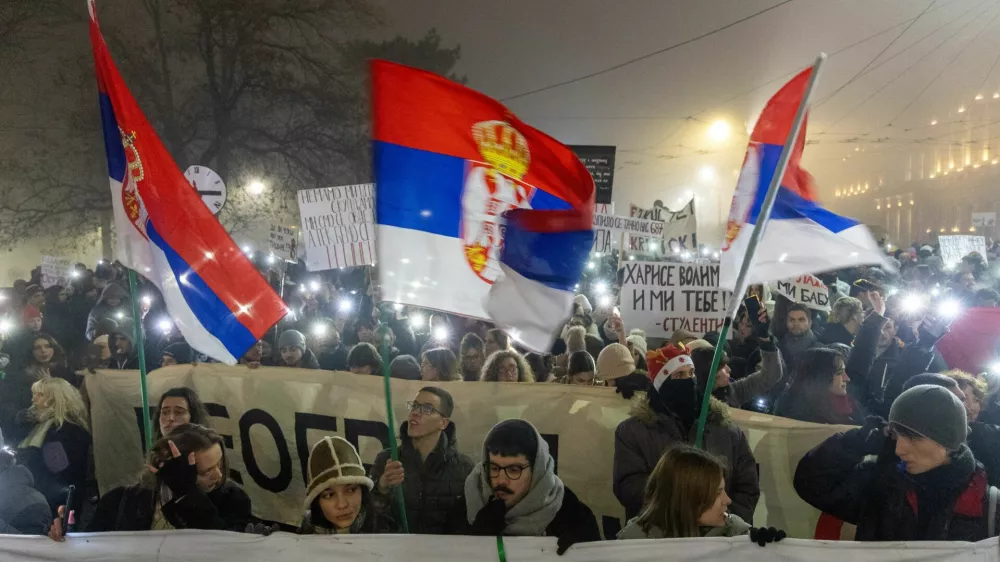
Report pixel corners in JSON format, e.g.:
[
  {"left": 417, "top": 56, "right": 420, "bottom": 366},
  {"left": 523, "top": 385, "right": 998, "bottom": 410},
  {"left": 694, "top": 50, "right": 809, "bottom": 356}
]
[
  {"left": 721, "top": 66, "right": 891, "bottom": 292},
  {"left": 371, "top": 61, "right": 594, "bottom": 351},
  {"left": 937, "top": 308, "right": 1000, "bottom": 373},
  {"left": 88, "top": 1, "right": 285, "bottom": 363}
]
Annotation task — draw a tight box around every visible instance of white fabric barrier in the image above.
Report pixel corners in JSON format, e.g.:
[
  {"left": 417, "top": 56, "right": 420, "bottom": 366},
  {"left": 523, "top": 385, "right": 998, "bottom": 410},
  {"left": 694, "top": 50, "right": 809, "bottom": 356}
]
[
  {"left": 86, "top": 366, "right": 851, "bottom": 538},
  {"left": 2, "top": 531, "right": 997, "bottom": 561}
]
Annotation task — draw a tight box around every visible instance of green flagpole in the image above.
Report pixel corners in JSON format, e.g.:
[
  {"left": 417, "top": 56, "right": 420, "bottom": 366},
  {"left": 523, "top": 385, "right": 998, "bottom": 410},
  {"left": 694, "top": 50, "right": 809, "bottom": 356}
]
[
  {"left": 127, "top": 269, "right": 153, "bottom": 452},
  {"left": 380, "top": 333, "right": 409, "bottom": 532},
  {"left": 695, "top": 53, "right": 827, "bottom": 448}
]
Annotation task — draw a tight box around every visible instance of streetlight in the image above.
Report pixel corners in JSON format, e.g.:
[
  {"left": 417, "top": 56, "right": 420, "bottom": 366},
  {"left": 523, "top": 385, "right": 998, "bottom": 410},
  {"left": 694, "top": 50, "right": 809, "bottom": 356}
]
[
  {"left": 247, "top": 180, "right": 265, "bottom": 196},
  {"left": 707, "top": 119, "right": 730, "bottom": 142}
]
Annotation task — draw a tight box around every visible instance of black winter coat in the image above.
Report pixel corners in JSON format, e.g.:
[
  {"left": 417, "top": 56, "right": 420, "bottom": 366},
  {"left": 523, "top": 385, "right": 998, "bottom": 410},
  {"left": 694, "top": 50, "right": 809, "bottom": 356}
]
[
  {"left": 0, "top": 465, "right": 52, "bottom": 535},
  {"left": 318, "top": 344, "right": 349, "bottom": 372},
  {"left": 794, "top": 424, "right": 1000, "bottom": 541},
  {"left": 88, "top": 480, "right": 251, "bottom": 532},
  {"left": 817, "top": 323, "right": 855, "bottom": 347},
  {"left": 15, "top": 420, "right": 90, "bottom": 514},
  {"left": 369, "top": 422, "right": 475, "bottom": 534}
]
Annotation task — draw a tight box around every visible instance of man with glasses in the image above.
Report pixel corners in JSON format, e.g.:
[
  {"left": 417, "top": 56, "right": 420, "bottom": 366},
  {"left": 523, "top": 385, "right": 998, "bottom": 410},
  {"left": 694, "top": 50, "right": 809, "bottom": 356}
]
[
  {"left": 459, "top": 333, "right": 485, "bottom": 382},
  {"left": 368, "top": 387, "right": 474, "bottom": 534},
  {"left": 464, "top": 419, "right": 600, "bottom": 554}
]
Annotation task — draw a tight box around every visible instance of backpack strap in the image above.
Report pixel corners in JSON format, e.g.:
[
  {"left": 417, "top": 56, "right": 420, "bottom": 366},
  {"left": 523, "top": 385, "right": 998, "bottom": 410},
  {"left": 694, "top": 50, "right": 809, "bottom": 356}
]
[{"left": 988, "top": 486, "right": 998, "bottom": 537}]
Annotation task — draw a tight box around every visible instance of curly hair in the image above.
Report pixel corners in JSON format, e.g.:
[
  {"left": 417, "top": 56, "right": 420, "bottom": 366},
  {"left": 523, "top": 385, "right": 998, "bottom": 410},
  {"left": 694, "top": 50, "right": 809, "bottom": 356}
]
[
  {"left": 830, "top": 297, "right": 863, "bottom": 325},
  {"left": 480, "top": 349, "right": 535, "bottom": 382}
]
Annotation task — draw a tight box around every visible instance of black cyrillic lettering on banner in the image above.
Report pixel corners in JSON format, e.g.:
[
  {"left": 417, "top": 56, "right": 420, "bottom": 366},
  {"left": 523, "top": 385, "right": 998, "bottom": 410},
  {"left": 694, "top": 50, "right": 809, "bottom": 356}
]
[
  {"left": 345, "top": 418, "right": 389, "bottom": 472},
  {"left": 205, "top": 403, "right": 240, "bottom": 483},
  {"left": 240, "top": 409, "right": 292, "bottom": 493},
  {"left": 295, "top": 413, "right": 339, "bottom": 485},
  {"left": 540, "top": 433, "right": 559, "bottom": 475}
]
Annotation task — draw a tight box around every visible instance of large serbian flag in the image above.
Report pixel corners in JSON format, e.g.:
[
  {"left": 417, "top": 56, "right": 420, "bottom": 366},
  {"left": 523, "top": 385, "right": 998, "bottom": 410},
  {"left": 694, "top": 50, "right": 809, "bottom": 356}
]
[
  {"left": 88, "top": 0, "right": 285, "bottom": 363},
  {"left": 721, "top": 66, "right": 890, "bottom": 292},
  {"left": 371, "top": 61, "right": 594, "bottom": 351}
]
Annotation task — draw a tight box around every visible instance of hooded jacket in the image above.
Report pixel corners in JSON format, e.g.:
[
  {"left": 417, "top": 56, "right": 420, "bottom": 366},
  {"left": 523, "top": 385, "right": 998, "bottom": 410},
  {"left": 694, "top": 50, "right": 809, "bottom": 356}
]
[
  {"left": 0, "top": 464, "right": 52, "bottom": 535},
  {"left": 87, "top": 480, "right": 251, "bottom": 532},
  {"left": 613, "top": 397, "right": 759, "bottom": 522},
  {"left": 106, "top": 328, "right": 140, "bottom": 370},
  {"left": 369, "top": 421, "right": 475, "bottom": 534},
  {"left": 85, "top": 283, "right": 131, "bottom": 342}
]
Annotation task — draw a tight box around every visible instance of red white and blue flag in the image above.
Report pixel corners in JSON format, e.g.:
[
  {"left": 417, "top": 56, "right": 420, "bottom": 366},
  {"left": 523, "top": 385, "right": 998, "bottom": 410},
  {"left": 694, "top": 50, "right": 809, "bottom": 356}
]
[
  {"left": 721, "top": 67, "right": 891, "bottom": 291},
  {"left": 88, "top": 0, "right": 285, "bottom": 363},
  {"left": 371, "top": 61, "right": 595, "bottom": 351}
]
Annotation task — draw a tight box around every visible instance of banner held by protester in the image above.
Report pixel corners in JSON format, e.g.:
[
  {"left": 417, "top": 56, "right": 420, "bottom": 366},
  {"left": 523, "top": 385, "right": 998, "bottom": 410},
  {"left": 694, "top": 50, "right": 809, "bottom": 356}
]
[
  {"left": 769, "top": 274, "right": 831, "bottom": 312},
  {"left": 298, "top": 183, "right": 377, "bottom": 271},
  {"left": 620, "top": 262, "right": 731, "bottom": 338},
  {"left": 939, "top": 234, "right": 988, "bottom": 267},
  {"left": 40, "top": 256, "right": 73, "bottom": 288}
]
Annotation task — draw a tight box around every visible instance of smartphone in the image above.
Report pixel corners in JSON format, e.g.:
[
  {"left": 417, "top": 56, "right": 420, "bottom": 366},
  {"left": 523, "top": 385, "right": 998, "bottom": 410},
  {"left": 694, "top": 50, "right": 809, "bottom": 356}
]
[
  {"left": 62, "top": 485, "right": 75, "bottom": 533},
  {"left": 743, "top": 296, "right": 769, "bottom": 333}
]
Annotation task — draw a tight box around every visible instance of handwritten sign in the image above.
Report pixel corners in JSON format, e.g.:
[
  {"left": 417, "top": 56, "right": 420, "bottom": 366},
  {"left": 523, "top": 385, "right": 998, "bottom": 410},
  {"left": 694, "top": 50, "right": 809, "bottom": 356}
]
[
  {"left": 298, "top": 183, "right": 376, "bottom": 270},
  {"left": 41, "top": 256, "right": 72, "bottom": 288},
  {"left": 621, "top": 262, "right": 731, "bottom": 338},
  {"left": 268, "top": 224, "right": 297, "bottom": 263},
  {"left": 592, "top": 203, "right": 615, "bottom": 254},
  {"left": 770, "top": 274, "right": 830, "bottom": 312},
  {"left": 629, "top": 199, "right": 698, "bottom": 254},
  {"left": 939, "top": 235, "right": 988, "bottom": 267}
]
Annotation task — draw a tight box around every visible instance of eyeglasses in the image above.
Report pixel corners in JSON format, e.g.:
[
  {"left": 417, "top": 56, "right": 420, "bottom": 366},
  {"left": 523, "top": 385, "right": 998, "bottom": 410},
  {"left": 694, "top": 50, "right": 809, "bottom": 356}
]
[
  {"left": 407, "top": 401, "right": 444, "bottom": 417},
  {"left": 499, "top": 364, "right": 519, "bottom": 375},
  {"left": 486, "top": 462, "right": 531, "bottom": 481}
]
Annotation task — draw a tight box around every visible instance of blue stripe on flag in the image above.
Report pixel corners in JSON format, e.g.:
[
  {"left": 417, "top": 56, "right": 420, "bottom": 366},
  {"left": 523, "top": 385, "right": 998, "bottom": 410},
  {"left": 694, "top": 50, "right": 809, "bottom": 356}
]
[
  {"left": 501, "top": 226, "right": 593, "bottom": 292},
  {"left": 98, "top": 92, "right": 126, "bottom": 183},
  {"left": 146, "top": 222, "right": 258, "bottom": 358}
]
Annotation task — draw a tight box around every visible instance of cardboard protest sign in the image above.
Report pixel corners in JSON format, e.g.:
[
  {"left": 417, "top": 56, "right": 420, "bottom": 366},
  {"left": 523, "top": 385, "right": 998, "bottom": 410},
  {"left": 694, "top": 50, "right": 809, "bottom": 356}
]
[
  {"left": 939, "top": 235, "right": 988, "bottom": 266},
  {"left": 268, "top": 223, "right": 297, "bottom": 262},
  {"left": 620, "top": 261, "right": 731, "bottom": 337},
  {"left": 629, "top": 199, "right": 698, "bottom": 254},
  {"left": 40, "top": 256, "right": 72, "bottom": 288},
  {"left": 298, "top": 183, "right": 376, "bottom": 270},
  {"left": 770, "top": 274, "right": 831, "bottom": 312}
]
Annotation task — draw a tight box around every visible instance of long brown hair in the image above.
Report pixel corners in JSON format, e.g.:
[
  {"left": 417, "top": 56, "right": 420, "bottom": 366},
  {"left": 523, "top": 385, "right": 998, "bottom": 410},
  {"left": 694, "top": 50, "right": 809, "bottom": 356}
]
[
  {"left": 634, "top": 446, "right": 726, "bottom": 538},
  {"left": 141, "top": 423, "right": 226, "bottom": 489}
]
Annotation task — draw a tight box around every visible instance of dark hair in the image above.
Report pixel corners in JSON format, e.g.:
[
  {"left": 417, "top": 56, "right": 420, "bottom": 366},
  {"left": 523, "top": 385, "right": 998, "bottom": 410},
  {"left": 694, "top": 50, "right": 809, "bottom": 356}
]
[
  {"left": 26, "top": 332, "right": 67, "bottom": 367},
  {"left": 567, "top": 351, "right": 596, "bottom": 376},
  {"left": 421, "top": 347, "right": 459, "bottom": 381},
  {"left": 484, "top": 419, "right": 537, "bottom": 465},
  {"left": 348, "top": 343, "right": 382, "bottom": 374},
  {"left": 690, "top": 347, "right": 728, "bottom": 394},
  {"left": 524, "top": 353, "right": 552, "bottom": 382},
  {"left": 486, "top": 328, "right": 510, "bottom": 350},
  {"left": 460, "top": 333, "right": 485, "bottom": 356},
  {"left": 144, "top": 423, "right": 226, "bottom": 489},
  {"left": 389, "top": 355, "right": 421, "bottom": 380},
  {"left": 418, "top": 386, "right": 455, "bottom": 417},
  {"left": 785, "top": 348, "right": 847, "bottom": 423},
  {"left": 787, "top": 303, "right": 811, "bottom": 317},
  {"left": 155, "top": 387, "right": 210, "bottom": 440},
  {"left": 584, "top": 334, "right": 605, "bottom": 360},
  {"left": 310, "top": 486, "right": 373, "bottom": 532}
]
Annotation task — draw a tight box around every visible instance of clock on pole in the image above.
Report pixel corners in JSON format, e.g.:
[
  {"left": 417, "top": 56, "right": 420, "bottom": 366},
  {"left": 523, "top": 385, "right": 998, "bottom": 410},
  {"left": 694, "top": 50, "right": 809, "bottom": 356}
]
[{"left": 183, "top": 165, "right": 227, "bottom": 215}]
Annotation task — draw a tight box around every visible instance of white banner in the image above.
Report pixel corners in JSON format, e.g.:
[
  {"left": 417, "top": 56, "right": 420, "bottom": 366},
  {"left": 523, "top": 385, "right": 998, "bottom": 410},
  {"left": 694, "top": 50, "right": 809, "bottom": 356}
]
[
  {"left": 620, "top": 262, "right": 731, "bottom": 338},
  {"left": 972, "top": 212, "right": 996, "bottom": 229},
  {"left": 268, "top": 223, "right": 298, "bottom": 262},
  {"left": 86, "top": 365, "right": 852, "bottom": 539},
  {"left": 592, "top": 203, "right": 615, "bottom": 254},
  {"left": 298, "top": 183, "right": 376, "bottom": 271},
  {"left": 769, "top": 275, "right": 831, "bottom": 312},
  {"left": 40, "top": 255, "right": 72, "bottom": 288},
  {"left": 4, "top": 530, "right": 996, "bottom": 561},
  {"left": 629, "top": 200, "right": 698, "bottom": 255},
  {"left": 939, "top": 235, "right": 988, "bottom": 267}
]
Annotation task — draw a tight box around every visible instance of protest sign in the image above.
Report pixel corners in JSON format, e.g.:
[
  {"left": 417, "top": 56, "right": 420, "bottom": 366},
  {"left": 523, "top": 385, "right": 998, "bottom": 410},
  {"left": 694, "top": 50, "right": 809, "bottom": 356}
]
[
  {"left": 569, "top": 145, "right": 615, "bottom": 204},
  {"left": 972, "top": 212, "right": 997, "bottom": 229},
  {"left": 88, "top": 365, "right": 848, "bottom": 539},
  {"left": 593, "top": 214, "right": 663, "bottom": 238},
  {"left": 298, "top": 183, "right": 376, "bottom": 270},
  {"left": 629, "top": 199, "right": 698, "bottom": 254},
  {"left": 40, "top": 256, "right": 72, "bottom": 288},
  {"left": 939, "top": 235, "right": 988, "bottom": 266},
  {"left": 620, "top": 261, "right": 731, "bottom": 337},
  {"left": 591, "top": 203, "right": 615, "bottom": 254},
  {"left": 769, "top": 274, "right": 831, "bottom": 312},
  {"left": 268, "top": 223, "right": 298, "bottom": 262}
]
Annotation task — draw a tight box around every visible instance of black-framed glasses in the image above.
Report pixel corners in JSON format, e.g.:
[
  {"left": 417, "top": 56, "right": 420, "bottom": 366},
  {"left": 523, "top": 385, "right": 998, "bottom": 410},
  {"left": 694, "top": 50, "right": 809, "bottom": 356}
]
[
  {"left": 407, "top": 401, "right": 445, "bottom": 417},
  {"left": 486, "top": 462, "right": 531, "bottom": 481}
]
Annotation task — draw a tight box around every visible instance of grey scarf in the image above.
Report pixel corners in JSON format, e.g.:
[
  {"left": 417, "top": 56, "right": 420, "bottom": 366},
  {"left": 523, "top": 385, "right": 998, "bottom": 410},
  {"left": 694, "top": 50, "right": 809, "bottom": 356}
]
[
  {"left": 465, "top": 428, "right": 565, "bottom": 536},
  {"left": 782, "top": 330, "right": 816, "bottom": 359}
]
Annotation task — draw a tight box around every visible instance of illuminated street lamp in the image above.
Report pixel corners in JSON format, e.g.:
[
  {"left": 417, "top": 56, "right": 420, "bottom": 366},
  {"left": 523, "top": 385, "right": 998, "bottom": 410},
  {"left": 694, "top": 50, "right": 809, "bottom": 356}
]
[{"left": 246, "top": 180, "right": 266, "bottom": 196}]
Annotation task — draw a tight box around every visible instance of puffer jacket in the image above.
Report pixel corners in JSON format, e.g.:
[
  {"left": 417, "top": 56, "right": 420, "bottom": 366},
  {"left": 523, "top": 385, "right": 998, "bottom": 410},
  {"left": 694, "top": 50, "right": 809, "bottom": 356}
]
[
  {"left": 613, "top": 397, "right": 759, "bottom": 522},
  {"left": 369, "top": 421, "right": 475, "bottom": 534}
]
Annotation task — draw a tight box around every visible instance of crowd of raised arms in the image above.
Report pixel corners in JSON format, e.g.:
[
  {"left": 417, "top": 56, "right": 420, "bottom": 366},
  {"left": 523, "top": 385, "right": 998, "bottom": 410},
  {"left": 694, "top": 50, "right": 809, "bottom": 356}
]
[{"left": 1, "top": 240, "right": 999, "bottom": 550}]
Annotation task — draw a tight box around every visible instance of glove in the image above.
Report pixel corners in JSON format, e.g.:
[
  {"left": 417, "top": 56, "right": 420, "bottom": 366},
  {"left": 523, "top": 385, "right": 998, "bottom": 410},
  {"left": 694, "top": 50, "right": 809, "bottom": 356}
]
[
  {"left": 470, "top": 497, "right": 507, "bottom": 535},
  {"left": 917, "top": 315, "right": 948, "bottom": 346},
  {"left": 614, "top": 372, "right": 652, "bottom": 400},
  {"left": 748, "top": 526, "right": 786, "bottom": 546},
  {"left": 157, "top": 453, "right": 198, "bottom": 497},
  {"left": 859, "top": 416, "right": 889, "bottom": 455},
  {"left": 556, "top": 531, "right": 579, "bottom": 556}
]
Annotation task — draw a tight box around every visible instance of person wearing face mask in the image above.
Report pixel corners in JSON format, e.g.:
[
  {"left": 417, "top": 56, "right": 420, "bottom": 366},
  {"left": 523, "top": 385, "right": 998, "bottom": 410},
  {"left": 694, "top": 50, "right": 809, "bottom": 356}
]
[
  {"left": 818, "top": 297, "right": 865, "bottom": 347},
  {"left": 299, "top": 436, "right": 391, "bottom": 535},
  {"left": 690, "top": 334, "right": 783, "bottom": 409},
  {"left": 618, "top": 446, "right": 784, "bottom": 545},
  {"left": 368, "top": 387, "right": 474, "bottom": 534},
  {"left": 795, "top": 385, "right": 1000, "bottom": 541},
  {"left": 774, "top": 348, "right": 863, "bottom": 425},
  {"left": 463, "top": 419, "right": 600, "bottom": 554},
  {"left": 480, "top": 349, "right": 535, "bottom": 382},
  {"left": 277, "top": 330, "right": 320, "bottom": 369},
  {"left": 614, "top": 344, "right": 759, "bottom": 522},
  {"left": 49, "top": 423, "right": 250, "bottom": 537}
]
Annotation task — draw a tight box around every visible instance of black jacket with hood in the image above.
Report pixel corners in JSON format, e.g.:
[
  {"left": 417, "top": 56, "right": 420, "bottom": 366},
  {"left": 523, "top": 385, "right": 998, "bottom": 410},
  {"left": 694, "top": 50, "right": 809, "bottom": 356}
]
[
  {"left": 87, "top": 479, "right": 251, "bottom": 532},
  {"left": 85, "top": 283, "right": 131, "bottom": 342},
  {"left": 369, "top": 421, "right": 475, "bottom": 534}
]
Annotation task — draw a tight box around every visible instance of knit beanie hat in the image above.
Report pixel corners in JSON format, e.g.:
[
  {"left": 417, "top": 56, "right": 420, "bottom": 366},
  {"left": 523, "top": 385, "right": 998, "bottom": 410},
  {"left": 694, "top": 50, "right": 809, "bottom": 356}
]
[
  {"left": 483, "top": 419, "right": 539, "bottom": 466},
  {"left": 597, "top": 343, "right": 635, "bottom": 381},
  {"left": 625, "top": 329, "right": 647, "bottom": 358},
  {"left": 573, "top": 294, "right": 593, "bottom": 315},
  {"left": 303, "top": 436, "right": 373, "bottom": 508},
  {"left": 278, "top": 330, "right": 307, "bottom": 352},
  {"left": 889, "top": 385, "right": 968, "bottom": 451},
  {"left": 650, "top": 344, "right": 693, "bottom": 392}
]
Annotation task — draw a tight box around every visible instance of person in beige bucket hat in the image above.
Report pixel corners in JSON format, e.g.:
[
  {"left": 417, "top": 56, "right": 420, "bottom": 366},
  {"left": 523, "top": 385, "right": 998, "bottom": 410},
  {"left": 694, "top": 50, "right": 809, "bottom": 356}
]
[{"left": 299, "top": 436, "right": 390, "bottom": 534}]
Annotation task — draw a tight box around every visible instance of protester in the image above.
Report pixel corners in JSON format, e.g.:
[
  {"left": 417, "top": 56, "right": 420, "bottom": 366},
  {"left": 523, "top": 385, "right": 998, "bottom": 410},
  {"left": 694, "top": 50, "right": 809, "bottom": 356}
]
[
  {"left": 480, "top": 349, "right": 535, "bottom": 382},
  {"left": 484, "top": 329, "right": 510, "bottom": 358},
  {"left": 818, "top": 297, "right": 864, "bottom": 346},
  {"left": 625, "top": 329, "right": 648, "bottom": 370},
  {"left": 618, "top": 446, "right": 783, "bottom": 545},
  {"left": 774, "top": 348, "right": 863, "bottom": 425},
  {"left": 561, "top": 351, "right": 596, "bottom": 385},
  {"left": 299, "top": 436, "right": 389, "bottom": 534},
  {"left": 107, "top": 323, "right": 140, "bottom": 370},
  {"left": 778, "top": 304, "right": 818, "bottom": 372},
  {"left": 239, "top": 340, "right": 271, "bottom": 369},
  {"left": 464, "top": 419, "right": 600, "bottom": 553},
  {"left": 795, "top": 385, "right": 1000, "bottom": 540},
  {"left": 277, "top": 330, "right": 320, "bottom": 369},
  {"left": 974, "top": 288, "right": 999, "bottom": 308},
  {"left": 154, "top": 387, "right": 211, "bottom": 440},
  {"left": 459, "top": 333, "right": 486, "bottom": 382},
  {"left": 15, "top": 378, "right": 91, "bottom": 514},
  {"left": 420, "top": 348, "right": 460, "bottom": 382},
  {"left": 690, "top": 336, "right": 783, "bottom": 409},
  {"left": 348, "top": 343, "right": 383, "bottom": 375},
  {"left": 388, "top": 355, "right": 421, "bottom": 380},
  {"left": 942, "top": 370, "right": 987, "bottom": 422},
  {"left": 317, "top": 327, "right": 349, "bottom": 371},
  {"left": 0, "top": 434, "right": 52, "bottom": 535},
  {"left": 375, "top": 325, "right": 402, "bottom": 363},
  {"left": 55, "top": 423, "right": 251, "bottom": 535},
  {"left": 369, "top": 387, "right": 474, "bottom": 534},
  {"left": 85, "top": 282, "right": 130, "bottom": 341},
  {"left": 160, "top": 342, "right": 193, "bottom": 367},
  {"left": 614, "top": 343, "right": 759, "bottom": 522}
]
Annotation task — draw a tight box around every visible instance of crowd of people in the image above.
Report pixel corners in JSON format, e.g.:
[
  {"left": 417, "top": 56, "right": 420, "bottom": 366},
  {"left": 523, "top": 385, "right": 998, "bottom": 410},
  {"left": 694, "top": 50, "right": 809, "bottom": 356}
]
[{"left": 0, "top": 238, "right": 999, "bottom": 548}]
